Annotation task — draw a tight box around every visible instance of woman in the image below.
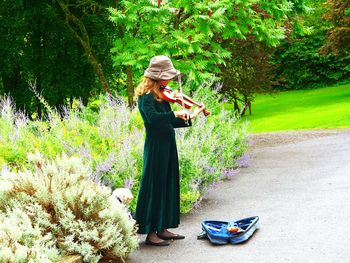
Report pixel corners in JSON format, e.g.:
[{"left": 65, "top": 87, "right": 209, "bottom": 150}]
[{"left": 134, "top": 55, "right": 205, "bottom": 246}]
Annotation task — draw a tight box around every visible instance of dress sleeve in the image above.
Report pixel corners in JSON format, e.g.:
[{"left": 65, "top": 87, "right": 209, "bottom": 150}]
[
  {"left": 140, "top": 93, "right": 176, "bottom": 124},
  {"left": 173, "top": 118, "right": 192, "bottom": 128}
]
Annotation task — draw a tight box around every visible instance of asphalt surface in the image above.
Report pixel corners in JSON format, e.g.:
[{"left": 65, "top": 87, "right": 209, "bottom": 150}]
[{"left": 127, "top": 131, "right": 350, "bottom": 263}]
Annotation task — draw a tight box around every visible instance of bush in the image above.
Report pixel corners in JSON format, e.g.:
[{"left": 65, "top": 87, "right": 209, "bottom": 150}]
[
  {"left": 272, "top": 33, "right": 350, "bottom": 89},
  {"left": 0, "top": 153, "right": 138, "bottom": 263},
  {"left": 175, "top": 85, "right": 249, "bottom": 212},
  {"left": 0, "top": 85, "right": 248, "bottom": 215}
]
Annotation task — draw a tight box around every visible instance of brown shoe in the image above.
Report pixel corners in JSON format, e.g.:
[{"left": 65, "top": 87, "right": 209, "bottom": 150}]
[
  {"left": 145, "top": 238, "right": 171, "bottom": 246},
  {"left": 157, "top": 233, "right": 185, "bottom": 240}
]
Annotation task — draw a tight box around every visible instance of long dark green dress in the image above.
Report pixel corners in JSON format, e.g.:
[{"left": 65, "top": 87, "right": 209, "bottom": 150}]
[{"left": 135, "top": 92, "right": 191, "bottom": 234}]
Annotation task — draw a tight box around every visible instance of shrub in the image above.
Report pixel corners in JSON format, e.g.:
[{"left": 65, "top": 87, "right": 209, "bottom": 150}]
[
  {"left": 272, "top": 33, "right": 350, "bottom": 89},
  {"left": 0, "top": 153, "right": 138, "bottom": 263},
  {"left": 0, "top": 85, "right": 249, "bottom": 215},
  {"left": 175, "top": 85, "right": 249, "bottom": 212}
]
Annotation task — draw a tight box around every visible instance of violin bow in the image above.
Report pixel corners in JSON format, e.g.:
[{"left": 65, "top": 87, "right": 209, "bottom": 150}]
[{"left": 177, "top": 74, "right": 189, "bottom": 125}]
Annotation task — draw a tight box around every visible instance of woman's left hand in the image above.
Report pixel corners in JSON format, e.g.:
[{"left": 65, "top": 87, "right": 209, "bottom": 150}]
[{"left": 174, "top": 110, "right": 190, "bottom": 121}]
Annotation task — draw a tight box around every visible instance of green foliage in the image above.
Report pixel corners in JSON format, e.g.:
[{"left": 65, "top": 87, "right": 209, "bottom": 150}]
[
  {"left": 220, "top": 37, "right": 277, "bottom": 114},
  {"left": 0, "top": 0, "right": 115, "bottom": 116},
  {"left": 0, "top": 153, "right": 138, "bottom": 262},
  {"left": 0, "top": 85, "right": 248, "bottom": 215},
  {"left": 321, "top": 0, "right": 350, "bottom": 56},
  {"left": 0, "top": 0, "right": 312, "bottom": 115},
  {"left": 0, "top": 206, "right": 60, "bottom": 263},
  {"left": 272, "top": 0, "right": 350, "bottom": 89},
  {"left": 273, "top": 32, "right": 350, "bottom": 89},
  {"left": 176, "top": 86, "right": 249, "bottom": 213},
  {"left": 110, "top": 0, "right": 298, "bottom": 90}
]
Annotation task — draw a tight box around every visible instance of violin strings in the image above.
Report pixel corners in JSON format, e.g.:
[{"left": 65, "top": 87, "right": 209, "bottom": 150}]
[{"left": 178, "top": 74, "right": 189, "bottom": 125}]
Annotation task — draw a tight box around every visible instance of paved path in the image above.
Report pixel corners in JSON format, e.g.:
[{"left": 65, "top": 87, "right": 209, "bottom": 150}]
[{"left": 127, "top": 131, "right": 350, "bottom": 263}]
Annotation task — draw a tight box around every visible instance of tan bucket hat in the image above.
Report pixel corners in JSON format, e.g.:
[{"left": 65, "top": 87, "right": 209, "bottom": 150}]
[{"left": 144, "top": 55, "right": 180, "bottom": 80}]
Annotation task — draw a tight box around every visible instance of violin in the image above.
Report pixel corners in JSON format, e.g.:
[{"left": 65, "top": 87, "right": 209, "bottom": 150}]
[{"left": 160, "top": 86, "right": 210, "bottom": 117}]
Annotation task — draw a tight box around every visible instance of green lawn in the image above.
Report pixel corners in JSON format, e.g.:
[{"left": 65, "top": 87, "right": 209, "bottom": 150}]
[{"left": 237, "top": 83, "right": 350, "bottom": 133}]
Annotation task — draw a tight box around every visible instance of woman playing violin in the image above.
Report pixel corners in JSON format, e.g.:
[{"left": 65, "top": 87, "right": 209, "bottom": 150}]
[{"left": 134, "top": 55, "right": 205, "bottom": 246}]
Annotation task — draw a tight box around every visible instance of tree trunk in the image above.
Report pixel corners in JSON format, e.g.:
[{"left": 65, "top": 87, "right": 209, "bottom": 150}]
[
  {"left": 126, "top": 65, "right": 134, "bottom": 108},
  {"left": 85, "top": 50, "right": 111, "bottom": 94},
  {"left": 34, "top": 17, "right": 43, "bottom": 119},
  {"left": 248, "top": 100, "right": 252, "bottom": 115},
  {"left": 240, "top": 104, "right": 247, "bottom": 116},
  {"left": 35, "top": 74, "right": 42, "bottom": 119},
  {"left": 233, "top": 98, "right": 240, "bottom": 113},
  {"left": 56, "top": 0, "right": 111, "bottom": 94},
  {"left": 1, "top": 66, "right": 21, "bottom": 96},
  {"left": 82, "top": 96, "right": 88, "bottom": 106},
  {"left": 240, "top": 96, "right": 252, "bottom": 117}
]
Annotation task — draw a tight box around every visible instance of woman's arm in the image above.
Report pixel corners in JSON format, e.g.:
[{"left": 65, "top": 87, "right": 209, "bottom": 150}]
[{"left": 140, "top": 94, "right": 176, "bottom": 124}]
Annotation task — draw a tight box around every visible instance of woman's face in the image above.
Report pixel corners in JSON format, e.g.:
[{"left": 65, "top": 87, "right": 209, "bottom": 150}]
[{"left": 157, "top": 79, "right": 171, "bottom": 87}]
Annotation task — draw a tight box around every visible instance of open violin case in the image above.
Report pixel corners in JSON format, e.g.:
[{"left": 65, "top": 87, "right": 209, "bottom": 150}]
[{"left": 197, "top": 216, "right": 259, "bottom": 245}]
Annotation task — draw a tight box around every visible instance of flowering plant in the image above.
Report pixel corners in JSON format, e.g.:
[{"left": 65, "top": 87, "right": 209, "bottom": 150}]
[{"left": 0, "top": 85, "right": 248, "bottom": 214}]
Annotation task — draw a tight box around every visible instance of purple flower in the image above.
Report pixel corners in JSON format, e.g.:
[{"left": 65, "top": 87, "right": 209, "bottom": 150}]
[
  {"left": 124, "top": 177, "right": 133, "bottom": 189},
  {"left": 14, "top": 112, "right": 28, "bottom": 127},
  {"left": 237, "top": 154, "right": 250, "bottom": 168},
  {"left": 90, "top": 173, "right": 103, "bottom": 185},
  {"left": 90, "top": 173, "right": 113, "bottom": 188},
  {"left": 96, "top": 162, "right": 113, "bottom": 174},
  {"left": 203, "top": 179, "right": 220, "bottom": 193},
  {"left": 78, "top": 146, "right": 91, "bottom": 159},
  {"left": 192, "top": 197, "right": 203, "bottom": 209},
  {"left": 95, "top": 154, "right": 115, "bottom": 174},
  {"left": 60, "top": 105, "right": 71, "bottom": 118},
  {"left": 221, "top": 168, "right": 240, "bottom": 179},
  {"left": 204, "top": 164, "right": 216, "bottom": 175},
  {"left": 210, "top": 181, "right": 218, "bottom": 189}
]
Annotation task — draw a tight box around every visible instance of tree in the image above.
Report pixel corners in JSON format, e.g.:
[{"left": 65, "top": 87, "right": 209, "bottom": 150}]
[
  {"left": 109, "top": 0, "right": 298, "bottom": 108},
  {"left": 271, "top": 0, "right": 350, "bottom": 89},
  {"left": 217, "top": 0, "right": 311, "bottom": 114},
  {"left": 54, "top": 0, "right": 114, "bottom": 94},
  {"left": 321, "top": 0, "right": 350, "bottom": 56},
  {"left": 0, "top": 0, "right": 116, "bottom": 117},
  {"left": 0, "top": 0, "right": 31, "bottom": 113},
  {"left": 220, "top": 37, "right": 277, "bottom": 115}
]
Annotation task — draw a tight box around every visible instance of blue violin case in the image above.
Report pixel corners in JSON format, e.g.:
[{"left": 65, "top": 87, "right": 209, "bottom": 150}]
[{"left": 197, "top": 216, "right": 259, "bottom": 245}]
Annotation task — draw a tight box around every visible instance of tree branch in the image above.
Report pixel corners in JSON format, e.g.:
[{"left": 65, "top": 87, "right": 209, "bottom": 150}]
[{"left": 56, "top": 0, "right": 111, "bottom": 94}]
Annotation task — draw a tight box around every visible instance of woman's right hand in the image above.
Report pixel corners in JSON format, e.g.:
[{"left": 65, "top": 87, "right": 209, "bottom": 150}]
[{"left": 174, "top": 110, "right": 189, "bottom": 121}]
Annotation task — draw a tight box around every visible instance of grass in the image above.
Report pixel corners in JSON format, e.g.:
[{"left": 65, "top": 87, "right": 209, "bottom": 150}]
[{"left": 234, "top": 83, "right": 350, "bottom": 133}]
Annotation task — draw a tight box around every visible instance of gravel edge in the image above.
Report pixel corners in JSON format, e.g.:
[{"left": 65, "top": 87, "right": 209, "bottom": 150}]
[{"left": 248, "top": 129, "right": 350, "bottom": 149}]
